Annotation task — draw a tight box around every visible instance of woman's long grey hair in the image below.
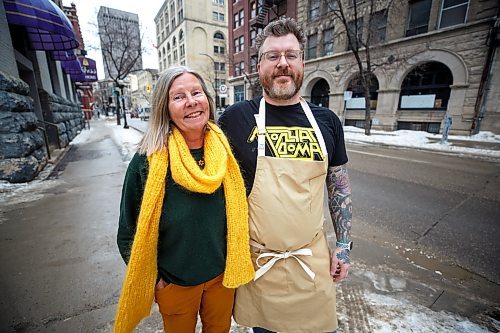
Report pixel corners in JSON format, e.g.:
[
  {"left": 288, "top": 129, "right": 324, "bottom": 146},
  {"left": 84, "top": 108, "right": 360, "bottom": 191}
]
[{"left": 137, "top": 66, "right": 215, "bottom": 156}]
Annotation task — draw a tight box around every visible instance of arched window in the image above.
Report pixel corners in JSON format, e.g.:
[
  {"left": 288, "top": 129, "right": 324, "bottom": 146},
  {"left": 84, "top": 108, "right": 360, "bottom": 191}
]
[
  {"left": 172, "top": 36, "right": 177, "bottom": 47},
  {"left": 346, "top": 73, "right": 379, "bottom": 110},
  {"left": 179, "top": 29, "right": 184, "bottom": 41},
  {"left": 167, "top": 42, "right": 171, "bottom": 51},
  {"left": 311, "top": 79, "right": 330, "bottom": 108},
  {"left": 162, "top": 47, "right": 165, "bottom": 56},
  {"left": 399, "top": 61, "right": 453, "bottom": 109},
  {"left": 214, "top": 32, "right": 224, "bottom": 40}
]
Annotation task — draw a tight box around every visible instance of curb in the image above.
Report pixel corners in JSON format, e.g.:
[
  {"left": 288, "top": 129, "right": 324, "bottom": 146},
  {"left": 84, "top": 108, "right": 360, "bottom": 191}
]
[{"left": 346, "top": 139, "right": 500, "bottom": 162}]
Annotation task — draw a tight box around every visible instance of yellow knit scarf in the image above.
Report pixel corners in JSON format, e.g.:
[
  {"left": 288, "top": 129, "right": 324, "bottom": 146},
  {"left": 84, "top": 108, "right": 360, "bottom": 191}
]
[{"left": 114, "top": 122, "right": 255, "bottom": 333}]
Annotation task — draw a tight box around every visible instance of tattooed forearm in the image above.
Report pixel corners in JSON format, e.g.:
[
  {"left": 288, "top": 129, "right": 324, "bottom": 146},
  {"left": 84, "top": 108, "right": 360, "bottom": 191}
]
[{"left": 326, "top": 164, "right": 352, "bottom": 243}]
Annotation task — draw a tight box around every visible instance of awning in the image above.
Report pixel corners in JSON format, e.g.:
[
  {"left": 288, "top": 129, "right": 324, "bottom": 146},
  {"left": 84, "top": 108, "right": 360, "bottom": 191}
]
[
  {"left": 3, "top": 0, "right": 79, "bottom": 50},
  {"left": 51, "top": 50, "right": 76, "bottom": 61},
  {"left": 61, "top": 59, "right": 83, "bottom": 75},
  {"left": 70, "top": 57, "right": 98, "bottom": 82}
]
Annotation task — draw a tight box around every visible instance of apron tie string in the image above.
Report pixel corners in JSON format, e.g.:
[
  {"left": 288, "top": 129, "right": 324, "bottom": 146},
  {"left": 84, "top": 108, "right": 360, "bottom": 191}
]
[{"left": 250, "top": 240, "right": 316, "bottom": 281}]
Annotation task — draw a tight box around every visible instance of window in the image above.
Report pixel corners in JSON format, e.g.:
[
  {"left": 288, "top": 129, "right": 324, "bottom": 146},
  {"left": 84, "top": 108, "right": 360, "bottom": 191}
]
[
  {"left": 309, "top": 0, "right": 320, "bottom": 21},
  {"left": 439, "top": 0, "right": 469, "bottom": 28},
  {"left": 180, "top": 44, "right": 185, "bottom": 57},
  {"left": 346, "top": 73, "right": 379, "bottom": 109},
  {"left": 239, "top": 35, "right": 244, "bottom": 52},
  {"left": 234, "top": 62, "right": 244, "bottom": 76},
  {"left": 307, "top": 34, "right": 317, "bottom": 59},
  {"left": 234, "top": 36, "right": 244, "bottom": 52},
  {"left": 251, "top": 2, "right": 257, "bottom": 18},
  {"left": 179, "top": 30, "right": 184, "bottom": 41},
  {"left": 167, "top": 42, "right": 171, "bottom": 51},
  {"left": 234, "top": 13, "right": 239, "bottom": 28},
  {"left": 173, "top": 50, "right": 178, "bottom": 61},
  {"left": 234, "top": 85, "right": 245, "bottom": 102},
  {"left": 347, "top": 18, "right": 363, "bottom": 50},
  {"left": 234, "top": 37, "right": 240, "bottom": 53},
  {"left": 213, "top": 11, "right": 224, "bottom": 21},
  {"left": 178, "top": 8, "right": 183, "bottom": 21},
  {"left": 214, "top": 32, "right": 225, "bottom": 40},
  {"left": 323, "top": 28, "right": 334, "bottom": 56},
  {"left": 214, "top": 45, "right": 225, "bottom": 54},
  {"left": 173, "top": 36, "right": 177, "bottom": 47},
  {"left": 213, "top": 0, "right": 224, "bottom": 4},
  {"left": 234, "top": 10, "right": 244, "bottom": 28},
  {"left": 251, "top": 29, "right": 257, "bottom": 47},
  {"left": 371, "top": 11, "right": 387, "bottom": 44},
  {"left": 168, "top": 54, "right": 171, "bottom": 65},
  {"left": 250, "top": 56, "right": 258, "bottom": 73},
  {"left": 406, "top": 0, "right": 431, "bottom": 37},
  {"left": 239, "top": 9, "right": 244, "bottom": 26},
  {"left": 399, "top": 62, "right": 453, "bottom": 109},
  {"left": 215, "top": 62, "right": 225, "bottom": 71}
]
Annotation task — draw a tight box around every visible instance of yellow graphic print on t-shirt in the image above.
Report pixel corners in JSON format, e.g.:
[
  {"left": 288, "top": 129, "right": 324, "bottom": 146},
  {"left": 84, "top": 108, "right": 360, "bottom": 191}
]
[{"left": 248, "top": 126, "right": 325, "bottom": 161}]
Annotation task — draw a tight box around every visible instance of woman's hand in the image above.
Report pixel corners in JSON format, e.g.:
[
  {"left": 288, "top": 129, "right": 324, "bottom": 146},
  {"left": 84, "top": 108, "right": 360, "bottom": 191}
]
[{"left": 155, "top": 278, "right": 169, "bottom": 291}]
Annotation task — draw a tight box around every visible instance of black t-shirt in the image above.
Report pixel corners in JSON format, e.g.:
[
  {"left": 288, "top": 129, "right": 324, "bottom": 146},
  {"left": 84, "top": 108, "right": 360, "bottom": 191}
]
[{"left": 219, "top": 96, "right": 348, "bottom": 194}]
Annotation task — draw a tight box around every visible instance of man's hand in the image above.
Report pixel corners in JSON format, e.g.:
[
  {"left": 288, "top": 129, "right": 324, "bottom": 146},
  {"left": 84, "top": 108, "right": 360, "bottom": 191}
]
[{"left": 330, "top": 248, "right": 350, "bottom": 282}]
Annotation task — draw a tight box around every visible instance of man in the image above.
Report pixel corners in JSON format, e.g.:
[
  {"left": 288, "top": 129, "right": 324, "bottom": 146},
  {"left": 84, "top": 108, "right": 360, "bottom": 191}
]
[{"left": 218, "top": 18, "right": 352, "bottom": 333}]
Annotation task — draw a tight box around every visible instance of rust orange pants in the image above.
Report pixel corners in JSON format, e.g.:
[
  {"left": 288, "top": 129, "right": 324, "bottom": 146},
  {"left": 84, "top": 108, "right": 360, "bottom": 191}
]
[{"left": 154, "top": 273, "right": 235, "bottom": 333}]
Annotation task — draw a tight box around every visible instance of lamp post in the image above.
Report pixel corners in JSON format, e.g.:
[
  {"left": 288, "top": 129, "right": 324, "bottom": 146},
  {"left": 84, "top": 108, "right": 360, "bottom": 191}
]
[{"left": 199, "top": 53, "right": 219, "bottom": 109}]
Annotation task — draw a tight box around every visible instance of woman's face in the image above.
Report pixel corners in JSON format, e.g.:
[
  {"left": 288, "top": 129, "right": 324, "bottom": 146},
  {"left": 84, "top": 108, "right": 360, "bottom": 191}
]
[{"left": 168, "top": 73, "right": 210, "bottom": 142}]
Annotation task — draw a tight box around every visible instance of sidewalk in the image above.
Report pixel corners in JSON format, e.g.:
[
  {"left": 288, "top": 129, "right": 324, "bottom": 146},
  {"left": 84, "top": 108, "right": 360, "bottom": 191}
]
[{"left": 0, "top": 119, "right": 498, "bottom": 332}]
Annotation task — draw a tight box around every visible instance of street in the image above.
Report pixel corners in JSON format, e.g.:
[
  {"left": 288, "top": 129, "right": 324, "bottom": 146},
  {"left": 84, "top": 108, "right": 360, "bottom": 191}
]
[{"left": 0, "top": 119, "right": 498, "bottom": 332}]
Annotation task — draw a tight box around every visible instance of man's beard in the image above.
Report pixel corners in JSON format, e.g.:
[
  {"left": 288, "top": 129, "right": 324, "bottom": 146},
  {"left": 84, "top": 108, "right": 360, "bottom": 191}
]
[{"left": 260, "top": 69, "right": 303, "bottom": 100}]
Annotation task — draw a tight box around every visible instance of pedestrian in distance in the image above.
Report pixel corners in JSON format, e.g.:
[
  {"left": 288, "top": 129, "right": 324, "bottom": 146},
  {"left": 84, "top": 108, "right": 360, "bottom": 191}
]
[
  {"left": 115, "top": 66, "right": 255, "bottom": 333},
  {"left": 218, "top": 17, "right": 353, "bottom": 333}
]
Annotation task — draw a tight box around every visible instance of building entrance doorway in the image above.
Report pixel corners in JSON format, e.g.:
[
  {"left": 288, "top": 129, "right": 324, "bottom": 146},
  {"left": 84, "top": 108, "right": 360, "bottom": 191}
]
[{"left": 311, "top": 79, "right": 330, "bottom": 108}]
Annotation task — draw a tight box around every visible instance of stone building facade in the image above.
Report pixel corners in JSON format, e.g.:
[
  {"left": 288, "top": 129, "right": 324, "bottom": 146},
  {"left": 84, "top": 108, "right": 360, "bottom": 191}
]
[
  {"left": 0, "top": 1, "right": 84, "bottom": 183},
  {"left": 297, "top": 0, "right": 500, "bottom": 135},
  {"left": 155, "top": 0, "right": 229, "bottom": 108}
]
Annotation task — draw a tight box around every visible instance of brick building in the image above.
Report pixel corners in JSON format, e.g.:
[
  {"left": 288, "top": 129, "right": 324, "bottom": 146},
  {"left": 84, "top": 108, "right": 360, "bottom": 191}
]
[{"left": 227, "top": 0, "right": 297, "bottom": 104}]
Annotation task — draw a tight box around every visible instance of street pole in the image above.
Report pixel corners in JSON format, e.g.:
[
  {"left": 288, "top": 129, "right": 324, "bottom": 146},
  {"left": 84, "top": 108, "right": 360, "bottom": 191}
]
[
  {"left": 200, "top": 53, "right": 218, "bottom": 109},
  {"left": 115, "top": 89, "right": 121, "bottom": 126},
  {"left": 120, "top": 86, "right": 129, "bottom": 129}
]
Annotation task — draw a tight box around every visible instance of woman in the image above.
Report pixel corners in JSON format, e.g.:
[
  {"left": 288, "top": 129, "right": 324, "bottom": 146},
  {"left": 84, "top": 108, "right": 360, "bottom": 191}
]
[{"left": 114, "top": 66, "right": 255, "bottom": 333}]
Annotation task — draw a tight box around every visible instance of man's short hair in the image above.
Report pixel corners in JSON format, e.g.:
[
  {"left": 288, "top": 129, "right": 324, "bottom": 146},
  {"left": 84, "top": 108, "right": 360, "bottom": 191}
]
[{"left": 256, "top": 17, "right": 306, "bottom": 62}]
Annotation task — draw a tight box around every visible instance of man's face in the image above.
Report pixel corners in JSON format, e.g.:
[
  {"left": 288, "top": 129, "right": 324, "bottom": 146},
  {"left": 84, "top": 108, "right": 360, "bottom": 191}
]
[{"left": 258, "top": 33, "right": 304, "bottom": 101}]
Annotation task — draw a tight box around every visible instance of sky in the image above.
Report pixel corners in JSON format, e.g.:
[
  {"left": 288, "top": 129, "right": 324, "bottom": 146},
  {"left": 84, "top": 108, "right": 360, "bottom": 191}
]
[{"left": 62, "top": 0, "right": 165, "bottom": 79}]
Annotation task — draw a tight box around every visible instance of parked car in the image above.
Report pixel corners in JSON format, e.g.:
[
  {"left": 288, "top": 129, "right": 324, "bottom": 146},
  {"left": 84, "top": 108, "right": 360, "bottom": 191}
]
[{"left": 139, "top": 107, "right": 151, "bottom": 121}]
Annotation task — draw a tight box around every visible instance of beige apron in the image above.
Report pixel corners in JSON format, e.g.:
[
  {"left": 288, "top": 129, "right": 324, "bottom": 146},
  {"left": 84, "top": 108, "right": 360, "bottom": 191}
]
[{"left": 234, "top": 98, "right": 337, "bottom": 333}]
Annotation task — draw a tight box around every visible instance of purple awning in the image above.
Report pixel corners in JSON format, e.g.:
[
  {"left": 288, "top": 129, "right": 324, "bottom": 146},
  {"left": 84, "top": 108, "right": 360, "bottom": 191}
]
[
  {"left": 3, "top": 0, "right": 79, "bottom": 50},
  {"left": 51, "top": 50, "right": 76, "bottom": 61},
  {"left": 61, "top": 59, "right": 83, "bottom": 75},
  {"left": 70, "top": 57, "right": 98, "bottom": 82}
]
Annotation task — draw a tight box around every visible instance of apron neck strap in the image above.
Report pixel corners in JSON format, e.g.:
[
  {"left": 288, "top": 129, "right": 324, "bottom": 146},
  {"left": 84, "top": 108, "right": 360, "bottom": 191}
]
[{"left": 255, "top": 97, "right": 328, "bottom": 157}]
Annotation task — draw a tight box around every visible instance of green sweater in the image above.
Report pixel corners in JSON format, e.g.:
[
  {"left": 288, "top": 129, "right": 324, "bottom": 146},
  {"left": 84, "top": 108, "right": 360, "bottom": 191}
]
[{"left": 117, "top": 149, "right": 227, "bottom": 286}]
